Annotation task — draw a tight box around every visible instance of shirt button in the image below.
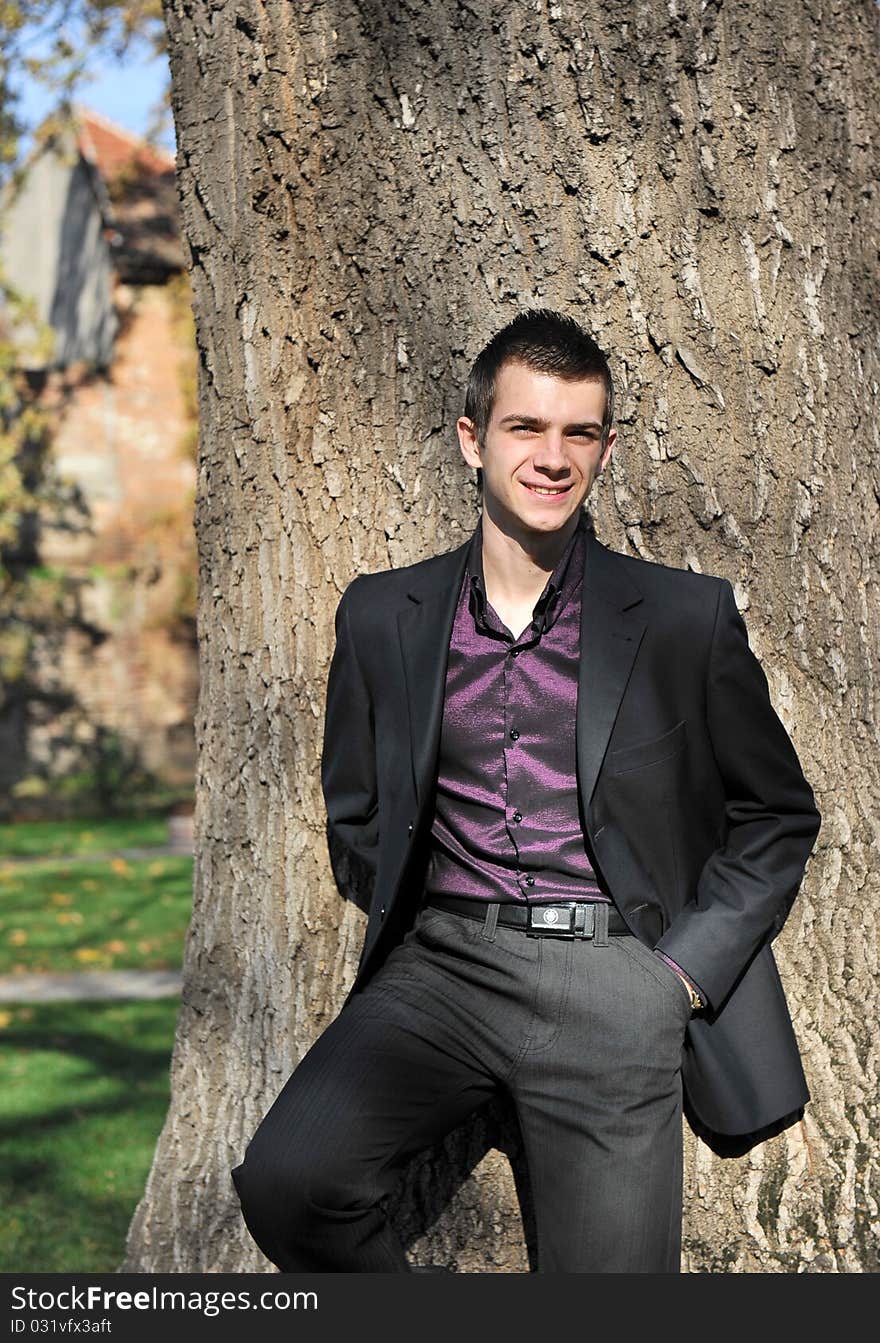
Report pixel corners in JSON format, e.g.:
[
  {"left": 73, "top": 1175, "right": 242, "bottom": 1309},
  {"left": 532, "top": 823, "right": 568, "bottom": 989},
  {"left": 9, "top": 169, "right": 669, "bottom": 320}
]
[
  {"left": 510, "top": 648, "right": 520, "bottom": 657},
  {"left": 525, "top": 876, "right": 535, "bottom": 887},
  {"left": 510, "top": 729, "right": 520, "bottom": 741},
  {"left": 512, "top": 810, "right": 523, "bottom": 823}
]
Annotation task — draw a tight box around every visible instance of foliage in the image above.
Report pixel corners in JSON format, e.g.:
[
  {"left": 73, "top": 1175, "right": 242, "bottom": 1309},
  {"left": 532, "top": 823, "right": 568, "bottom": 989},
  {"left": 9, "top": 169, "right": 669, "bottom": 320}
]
[
  {"left": 0, "top": 4, "right": 198, "bottom": 815},
  {"left": 0, "top": 1, "right": 170, "bottom": 690},
  {"left": 0, "top": 305, "right": 65, "bottom": 703},
  {"left": 1, "top": 4, "right": 167, "bottom": 192}
]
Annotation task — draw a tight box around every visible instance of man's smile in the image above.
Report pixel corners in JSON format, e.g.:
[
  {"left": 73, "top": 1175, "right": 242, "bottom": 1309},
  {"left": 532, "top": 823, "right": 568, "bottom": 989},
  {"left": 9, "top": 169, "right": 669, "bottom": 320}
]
[{"left": 520, "top": 481, "right": 574, "bottom": 498}]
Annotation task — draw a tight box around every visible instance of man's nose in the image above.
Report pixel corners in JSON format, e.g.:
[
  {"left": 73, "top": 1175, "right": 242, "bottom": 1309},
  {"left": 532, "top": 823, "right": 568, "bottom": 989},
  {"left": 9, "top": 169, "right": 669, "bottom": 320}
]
[{"left": 532, "top": 433, "right": 571, "bottom": 471}]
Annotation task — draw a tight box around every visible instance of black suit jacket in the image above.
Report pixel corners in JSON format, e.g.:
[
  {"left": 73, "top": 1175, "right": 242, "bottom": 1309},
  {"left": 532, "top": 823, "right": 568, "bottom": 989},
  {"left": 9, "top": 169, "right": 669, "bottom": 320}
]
[{"left": 320, "top": 519, "right": 822, "bottom": 1148}]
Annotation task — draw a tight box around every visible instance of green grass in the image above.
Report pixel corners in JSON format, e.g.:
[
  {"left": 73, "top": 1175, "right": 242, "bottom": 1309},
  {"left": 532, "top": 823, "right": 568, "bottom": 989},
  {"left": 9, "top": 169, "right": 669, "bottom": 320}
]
[
  {"left": 0, "top": 852, "right": 193, "bottom": 974},
  {"left": 0, "top": 815, "right": 177, "bottom": 860},
  {"left": 0, "top": 997, "right": 180, "bottom": 1271}
]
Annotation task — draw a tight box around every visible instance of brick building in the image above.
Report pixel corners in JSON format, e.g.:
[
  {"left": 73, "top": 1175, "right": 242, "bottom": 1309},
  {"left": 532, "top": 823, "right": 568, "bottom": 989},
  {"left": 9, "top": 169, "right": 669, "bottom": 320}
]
[{"left": 0, "top": 106, "right": 198, "bottom": 818}]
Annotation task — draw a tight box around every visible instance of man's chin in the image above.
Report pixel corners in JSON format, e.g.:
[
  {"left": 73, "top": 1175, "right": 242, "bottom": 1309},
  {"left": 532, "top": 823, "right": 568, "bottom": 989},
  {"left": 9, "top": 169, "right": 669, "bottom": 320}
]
[
  {"left": 493, "top": 505, "right": 585, "bottom": 543},
  {"left": 514, "top": 495, "right": 585, "bottom": 528}
]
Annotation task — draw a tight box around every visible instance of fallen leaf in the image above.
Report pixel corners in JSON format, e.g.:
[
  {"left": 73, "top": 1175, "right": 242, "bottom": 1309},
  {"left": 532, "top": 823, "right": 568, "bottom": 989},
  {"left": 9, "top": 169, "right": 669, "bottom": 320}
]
[{"left": 75, "top": 947, "right": 103, "bottom": 963}]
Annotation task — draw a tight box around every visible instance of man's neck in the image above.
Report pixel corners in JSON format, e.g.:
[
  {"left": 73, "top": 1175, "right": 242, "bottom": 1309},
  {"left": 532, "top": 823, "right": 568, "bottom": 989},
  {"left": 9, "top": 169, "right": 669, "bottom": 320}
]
[{"left": 478, "top": 505, "right": 581, "bottom": 607}]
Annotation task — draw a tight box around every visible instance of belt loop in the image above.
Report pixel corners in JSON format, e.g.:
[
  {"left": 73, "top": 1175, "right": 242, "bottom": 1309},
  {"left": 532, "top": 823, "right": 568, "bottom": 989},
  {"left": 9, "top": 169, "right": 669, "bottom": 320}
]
[
  {"left": 480, "top": 902, "right": 500, "bottom": 942},
  {"left": 593, "top": 902, "right": 609, "bottom": 946}
]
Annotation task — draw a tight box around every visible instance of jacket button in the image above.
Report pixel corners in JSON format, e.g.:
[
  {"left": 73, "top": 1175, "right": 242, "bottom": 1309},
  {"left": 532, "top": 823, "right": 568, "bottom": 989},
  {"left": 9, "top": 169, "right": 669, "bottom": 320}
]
[
  {"left": 379, "top": 906, "right": 386, "bottom": 919},
  {"left": 407, "top": 823, "right": 413, "bottom": 834}
]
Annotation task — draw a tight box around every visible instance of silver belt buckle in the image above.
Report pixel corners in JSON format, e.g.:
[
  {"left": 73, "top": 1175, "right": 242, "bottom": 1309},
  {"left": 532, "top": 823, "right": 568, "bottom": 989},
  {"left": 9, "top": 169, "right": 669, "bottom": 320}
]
[{"left": 527, "top": 903, "right": 596, "bottom": 939}]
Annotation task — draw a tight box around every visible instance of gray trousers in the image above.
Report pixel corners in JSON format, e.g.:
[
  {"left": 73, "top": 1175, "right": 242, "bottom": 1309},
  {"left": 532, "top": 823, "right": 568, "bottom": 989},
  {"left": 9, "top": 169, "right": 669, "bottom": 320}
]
[{"left": 231, "top": 899, "right": 692, "bottom": 1273}]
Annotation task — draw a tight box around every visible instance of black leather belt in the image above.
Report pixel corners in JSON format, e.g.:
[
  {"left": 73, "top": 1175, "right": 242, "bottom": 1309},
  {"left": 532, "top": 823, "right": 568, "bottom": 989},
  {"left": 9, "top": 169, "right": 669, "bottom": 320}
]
[{"left": 425, "top": 895, "right": 632, "bottom": 939}]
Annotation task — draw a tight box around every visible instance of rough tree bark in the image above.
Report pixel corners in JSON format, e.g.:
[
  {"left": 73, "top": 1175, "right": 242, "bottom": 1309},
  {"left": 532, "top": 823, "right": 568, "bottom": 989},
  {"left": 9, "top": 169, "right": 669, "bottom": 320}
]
[{"left": 123, "top": 0, "right": 879, "bottom": 1273}]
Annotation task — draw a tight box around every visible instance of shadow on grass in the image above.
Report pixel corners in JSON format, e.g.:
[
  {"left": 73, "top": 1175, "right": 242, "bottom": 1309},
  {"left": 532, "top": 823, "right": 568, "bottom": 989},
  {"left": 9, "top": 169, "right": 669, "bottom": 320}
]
[{"left": 0, "top": 997, "right": 179, "bottom": 1272}]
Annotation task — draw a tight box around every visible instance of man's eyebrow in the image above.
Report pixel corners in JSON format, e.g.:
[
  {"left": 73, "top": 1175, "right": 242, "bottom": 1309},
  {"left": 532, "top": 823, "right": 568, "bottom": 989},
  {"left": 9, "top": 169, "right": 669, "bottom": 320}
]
[{"left": 497, "top": 413, "right": 603, "bottom": 431}]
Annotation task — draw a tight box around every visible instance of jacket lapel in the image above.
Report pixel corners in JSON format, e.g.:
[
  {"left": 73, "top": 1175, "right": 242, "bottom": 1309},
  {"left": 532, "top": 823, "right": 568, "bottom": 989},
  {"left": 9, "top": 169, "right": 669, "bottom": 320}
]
[
  {"left": 397, "top": 539, "right": 472, "bottom": 809},
  {"left": 576, "top": 531, "right": 646, "bottom": 812},
  {"left": 396, "top": 524, "right": 646, "bottom": 821}
]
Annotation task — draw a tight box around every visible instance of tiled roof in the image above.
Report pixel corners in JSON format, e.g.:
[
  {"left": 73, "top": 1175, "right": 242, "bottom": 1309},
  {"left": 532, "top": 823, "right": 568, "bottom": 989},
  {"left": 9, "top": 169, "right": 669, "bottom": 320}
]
[
  {"left": 74, "top": 104, "right": 184, "bottom": 281},
  {"left": 75, "top": 105, "right": 176, "bottom": 179}
]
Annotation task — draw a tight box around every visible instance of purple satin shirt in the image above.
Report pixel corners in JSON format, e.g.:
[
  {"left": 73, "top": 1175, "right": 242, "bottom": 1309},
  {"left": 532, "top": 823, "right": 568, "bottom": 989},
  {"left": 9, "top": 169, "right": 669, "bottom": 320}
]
[
  {"left": 424, "top": 510, "right": 609, "bottom": 906},
  {"left": 422, "top": 509, "right": 704, "bottom": 1006}
]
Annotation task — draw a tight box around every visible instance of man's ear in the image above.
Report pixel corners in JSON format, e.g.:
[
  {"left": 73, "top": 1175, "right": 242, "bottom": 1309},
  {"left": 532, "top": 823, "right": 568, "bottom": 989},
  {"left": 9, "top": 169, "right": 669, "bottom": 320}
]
[
  {"left": 457, "top": 416, "right": 482, "bottom": 472},
  {"left": 599, "top": 427, "right": 617, "bottom": 472}
]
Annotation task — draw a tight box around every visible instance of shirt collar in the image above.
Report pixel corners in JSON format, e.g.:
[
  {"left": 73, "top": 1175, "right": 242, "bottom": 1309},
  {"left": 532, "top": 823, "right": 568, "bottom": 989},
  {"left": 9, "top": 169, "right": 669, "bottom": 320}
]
[{"left": 466, "top": 510, "right": 588, "bottom": 639}]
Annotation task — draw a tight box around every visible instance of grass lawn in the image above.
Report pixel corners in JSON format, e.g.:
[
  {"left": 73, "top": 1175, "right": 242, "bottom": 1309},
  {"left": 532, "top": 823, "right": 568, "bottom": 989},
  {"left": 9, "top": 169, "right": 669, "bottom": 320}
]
[
  {"left": 0, "top": 997, "right": 180, "bottom": 1271},
  {"left": 0, "top": 816, "right": 192, "bottom": 1269},
  {"left": 0, "top": 815, "right": 175, "bottom": 860},
  {"left": 0, "top": 823, "right": 193, "bottom": 976}
]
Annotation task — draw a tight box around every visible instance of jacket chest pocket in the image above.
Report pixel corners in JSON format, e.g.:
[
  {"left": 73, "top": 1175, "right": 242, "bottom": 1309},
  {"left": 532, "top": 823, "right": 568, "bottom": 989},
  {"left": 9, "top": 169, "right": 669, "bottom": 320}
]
[{"left": 604, "top": 719, "right": 687, "bottom": 775}]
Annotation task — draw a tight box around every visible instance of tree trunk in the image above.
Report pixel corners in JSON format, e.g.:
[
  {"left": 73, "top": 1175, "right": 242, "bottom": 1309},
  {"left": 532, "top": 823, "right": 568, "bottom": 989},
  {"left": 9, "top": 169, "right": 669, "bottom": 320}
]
[{"left": 123, "top": 0, "right": 879, "bottom": 1273}]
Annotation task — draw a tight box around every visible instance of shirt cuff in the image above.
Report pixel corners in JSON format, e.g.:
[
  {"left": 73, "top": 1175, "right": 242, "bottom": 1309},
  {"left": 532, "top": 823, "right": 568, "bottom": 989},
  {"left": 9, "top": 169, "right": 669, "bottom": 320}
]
[{"left": 653, "top": 948, "right": 706, "bottom": 1007}]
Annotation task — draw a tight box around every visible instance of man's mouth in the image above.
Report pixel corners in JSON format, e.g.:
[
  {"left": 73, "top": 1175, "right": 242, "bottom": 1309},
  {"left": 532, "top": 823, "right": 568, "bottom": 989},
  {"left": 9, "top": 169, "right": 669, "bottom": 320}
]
[{"left": 521, "top": 482, "right": 573, "bottom": 497}]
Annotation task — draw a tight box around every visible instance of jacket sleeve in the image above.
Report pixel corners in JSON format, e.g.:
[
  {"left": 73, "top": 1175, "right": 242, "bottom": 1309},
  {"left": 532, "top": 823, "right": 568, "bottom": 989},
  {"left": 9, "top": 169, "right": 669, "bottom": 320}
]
[
  {"left": 320, "top": 578, "right": 379, "bottom": 905},
  {"left": 654, "top": 578, "right": 821, "bottom": 1011}
]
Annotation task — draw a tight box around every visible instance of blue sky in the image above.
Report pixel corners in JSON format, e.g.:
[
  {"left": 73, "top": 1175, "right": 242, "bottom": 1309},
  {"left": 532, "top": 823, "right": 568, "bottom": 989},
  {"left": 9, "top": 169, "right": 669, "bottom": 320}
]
[{"left": 12, "top": 27, "right": 174, "bottom": 155}]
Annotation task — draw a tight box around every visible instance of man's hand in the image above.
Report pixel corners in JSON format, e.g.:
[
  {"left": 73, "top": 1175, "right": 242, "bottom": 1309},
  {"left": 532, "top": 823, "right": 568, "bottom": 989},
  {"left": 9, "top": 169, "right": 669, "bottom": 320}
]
[
  {"left": 671, "top": 967, "right": 702, "bottom": 1012},
  {"left": 654, "top": 947, "right": 703, "bottom": 1011},
  {"left": 652, "top": 577, "right": 821, "bottom": 1010}
]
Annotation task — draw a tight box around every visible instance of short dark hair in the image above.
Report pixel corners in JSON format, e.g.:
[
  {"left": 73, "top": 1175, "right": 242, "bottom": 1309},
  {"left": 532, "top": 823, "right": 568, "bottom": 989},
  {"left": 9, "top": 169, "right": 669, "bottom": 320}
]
[{"left": 463, "top": 309, "right": 614, "bottom": 492}]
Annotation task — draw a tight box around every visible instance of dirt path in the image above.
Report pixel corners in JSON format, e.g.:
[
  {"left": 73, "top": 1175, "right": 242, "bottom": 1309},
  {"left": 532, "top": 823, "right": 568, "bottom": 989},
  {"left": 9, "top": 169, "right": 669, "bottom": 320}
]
[
  {"left": 0, "top": 969, "right": 183, "bottom": 1002},
  {"left": 0, "top": 844, "right": 190, "bottom": 868}
]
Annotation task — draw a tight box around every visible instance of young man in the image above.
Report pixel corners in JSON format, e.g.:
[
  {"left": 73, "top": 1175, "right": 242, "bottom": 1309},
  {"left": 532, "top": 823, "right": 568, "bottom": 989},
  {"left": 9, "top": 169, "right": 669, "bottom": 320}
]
[{"left": 231, "top": 309, "right": 821, "bottom": 1273}]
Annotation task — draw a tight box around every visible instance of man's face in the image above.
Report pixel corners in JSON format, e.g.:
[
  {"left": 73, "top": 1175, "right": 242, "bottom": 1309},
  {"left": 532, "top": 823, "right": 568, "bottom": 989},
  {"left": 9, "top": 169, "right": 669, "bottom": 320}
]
[{"left": 457, "top": 360, "right": 616, "bottom": 540}]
